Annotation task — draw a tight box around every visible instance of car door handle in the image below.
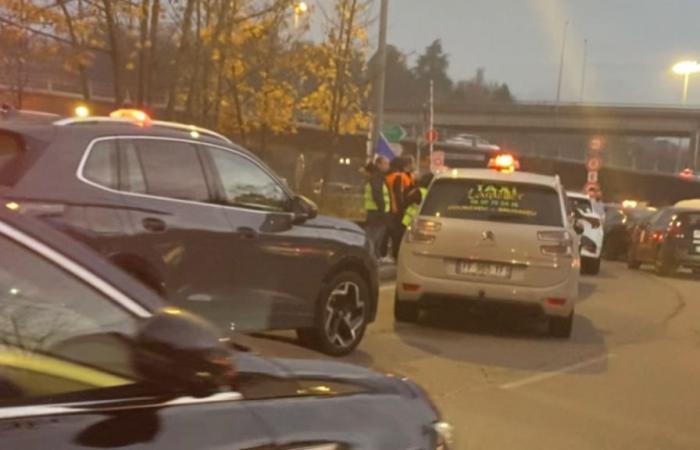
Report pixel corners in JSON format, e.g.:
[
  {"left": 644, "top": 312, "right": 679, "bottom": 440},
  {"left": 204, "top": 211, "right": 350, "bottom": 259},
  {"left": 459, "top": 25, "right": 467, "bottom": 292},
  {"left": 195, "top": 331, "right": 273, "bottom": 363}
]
[
  {"left": 142, "top": 217, "right": 166, "bottom": 232},
  {"left": 236, "top": 226, "right": 258, "bottom": 240}
]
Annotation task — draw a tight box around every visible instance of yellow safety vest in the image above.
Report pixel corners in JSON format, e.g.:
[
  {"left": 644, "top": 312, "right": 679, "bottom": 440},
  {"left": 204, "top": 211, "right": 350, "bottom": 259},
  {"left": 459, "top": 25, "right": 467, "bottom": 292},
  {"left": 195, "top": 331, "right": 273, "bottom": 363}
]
[
  {"left": 402, "top": 187, "right": 428, "bottom": 227},
  {"left": 364, "top": 181, "right": 390, "bottom": 212}
]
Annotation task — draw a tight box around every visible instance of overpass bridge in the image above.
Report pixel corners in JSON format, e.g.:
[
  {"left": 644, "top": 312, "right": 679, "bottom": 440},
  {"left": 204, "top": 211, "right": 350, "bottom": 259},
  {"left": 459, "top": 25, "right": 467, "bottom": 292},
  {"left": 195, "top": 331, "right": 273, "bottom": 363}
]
[{"left": 385, "top": 103, "right": 700, "bottom": 170}]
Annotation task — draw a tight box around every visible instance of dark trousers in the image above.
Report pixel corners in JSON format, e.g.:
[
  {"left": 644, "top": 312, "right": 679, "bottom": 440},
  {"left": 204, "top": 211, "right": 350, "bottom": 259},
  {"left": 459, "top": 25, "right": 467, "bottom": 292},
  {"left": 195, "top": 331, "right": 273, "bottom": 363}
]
[
  {"left": 366, "top": 210, "right": 389, "bottom": 258},
  {"left": 387, "top": 213, "right": 406, "bottom": 259}
]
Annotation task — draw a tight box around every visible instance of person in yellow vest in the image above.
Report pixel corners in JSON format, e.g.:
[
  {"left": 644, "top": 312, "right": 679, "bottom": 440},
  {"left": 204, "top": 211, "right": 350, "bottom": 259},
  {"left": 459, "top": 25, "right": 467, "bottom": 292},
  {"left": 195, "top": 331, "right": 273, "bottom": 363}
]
[
  {"left": 402, "top": 173, "right": 434, "bottom": 228},
  {"left": 364, "top": 155, "right": 391, "bottom": 260}
]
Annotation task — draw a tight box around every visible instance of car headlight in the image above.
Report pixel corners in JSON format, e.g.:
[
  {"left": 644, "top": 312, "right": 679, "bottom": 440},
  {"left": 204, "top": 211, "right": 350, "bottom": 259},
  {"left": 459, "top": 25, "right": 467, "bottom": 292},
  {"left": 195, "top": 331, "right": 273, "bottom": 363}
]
[{"left": 433, "top": 421, "right": 454, "bottom": 449}]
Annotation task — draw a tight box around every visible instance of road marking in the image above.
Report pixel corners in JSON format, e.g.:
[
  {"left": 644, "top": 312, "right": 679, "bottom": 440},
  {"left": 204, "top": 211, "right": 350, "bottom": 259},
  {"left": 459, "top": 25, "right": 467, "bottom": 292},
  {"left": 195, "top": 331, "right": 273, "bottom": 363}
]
[
  {"left": 499, "top": 353, "right": 615, "bottom": 390},
  {"left": 380, "top": 283, "right": 395, "bottom": 291}
]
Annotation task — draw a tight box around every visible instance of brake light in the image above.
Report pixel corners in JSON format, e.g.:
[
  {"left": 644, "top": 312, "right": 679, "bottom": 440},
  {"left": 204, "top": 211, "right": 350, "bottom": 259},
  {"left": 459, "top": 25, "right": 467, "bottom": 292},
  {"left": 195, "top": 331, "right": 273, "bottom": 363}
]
[
  {"left": 538, "top": 230, "right": 573, "bottom": 256},
  {"left": 545, "top": 298, "right": 567, "bottom": 306},
  {"left": 110, "top": 108, "right": 151, "bottom": 126},
  {"left": 651, "top": 231, "right": 665, "bottom": 242},
  {"left": 488, "top": 153, "right": 520, "bottom": 173},
  {"left": 668, "top": 221, "right": 685, "bottom": 239},
  {"left": 406, "top": 219, "right": 441, "bottom": 244}
]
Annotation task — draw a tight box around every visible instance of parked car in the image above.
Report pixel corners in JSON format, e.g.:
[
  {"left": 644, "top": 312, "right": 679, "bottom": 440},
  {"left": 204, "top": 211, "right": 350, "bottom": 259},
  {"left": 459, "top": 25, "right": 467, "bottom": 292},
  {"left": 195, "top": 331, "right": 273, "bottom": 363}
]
[
  {"left": 0, "top": 208, "right": 451, "bottom": 450},
  {"left": 566, "top": 192, "right": 604, "bottom": 275},
  {"left": 395, "top": 164, "right": 580, "bottom": 338},
  {"left": 0, "top": 111, "right": 377, "bottom": 356},
  {"left": 603, "top": 204, "right": 656, "bottom": 260},
  {"left": 627, "top": 206, "right": 700, "bottom": 276},
  {"left": 444, "top": 133, "right": 501, "bottom": 151}
]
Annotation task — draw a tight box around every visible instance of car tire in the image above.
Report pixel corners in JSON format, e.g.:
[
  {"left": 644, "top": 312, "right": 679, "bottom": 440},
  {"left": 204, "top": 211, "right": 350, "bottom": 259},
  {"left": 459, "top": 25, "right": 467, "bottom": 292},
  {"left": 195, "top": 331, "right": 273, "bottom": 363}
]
[
  {"left": 581, "top": 256, "right": 601, "bottom": 275},
  {"left": 627, "top": 249, "right": 641, "bottom": 270},
  {"left": 654, "top": 251, "right": 676, "bottom": 277},
  {"left": 298, "top": 271, "right": 370, "bottom": 357},
  {"left": 548, "top": 312, "right": 574, "bottom": 338},
  {"left": 394, "top": 295, "right": 420, "bottom": 323}
]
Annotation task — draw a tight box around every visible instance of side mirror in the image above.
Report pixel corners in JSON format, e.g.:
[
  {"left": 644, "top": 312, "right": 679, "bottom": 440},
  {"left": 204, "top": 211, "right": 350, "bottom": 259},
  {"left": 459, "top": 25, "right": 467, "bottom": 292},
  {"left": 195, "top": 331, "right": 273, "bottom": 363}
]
[
  {"left": 290, "top": 195, "right": 318, "bottom": 224},
  {"left": 573, "top": 220, "right": 585, "bottom": 235},
  {"left": 133, "top": 309, "right": 235, "bottom": 395}
]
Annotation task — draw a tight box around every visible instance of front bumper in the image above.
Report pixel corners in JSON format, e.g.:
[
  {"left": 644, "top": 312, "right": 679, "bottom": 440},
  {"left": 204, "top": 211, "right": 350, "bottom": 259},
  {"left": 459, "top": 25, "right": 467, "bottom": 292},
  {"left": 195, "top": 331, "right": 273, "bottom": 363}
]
[{"left": 397, "top": 260, "right": 577, "bottom": 317}]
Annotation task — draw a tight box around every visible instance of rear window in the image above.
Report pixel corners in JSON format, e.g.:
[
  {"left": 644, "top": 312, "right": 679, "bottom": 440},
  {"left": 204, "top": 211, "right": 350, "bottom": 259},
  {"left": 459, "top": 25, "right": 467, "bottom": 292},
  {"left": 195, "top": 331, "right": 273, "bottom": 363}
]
[
  {"left": 677, "top": 212, "right": 700, "bottom": 227},
  {"left": 421, "top": 179, "right": 564, "bottom": 227},
  {"left": 568, "top": 196, "right": 592, "bottom": 213}
]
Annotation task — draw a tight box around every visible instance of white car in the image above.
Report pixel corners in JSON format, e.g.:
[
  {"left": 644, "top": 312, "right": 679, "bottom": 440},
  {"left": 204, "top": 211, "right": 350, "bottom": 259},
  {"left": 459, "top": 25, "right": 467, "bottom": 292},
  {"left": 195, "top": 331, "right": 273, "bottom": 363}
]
[
  {"left": 567, "top": 191, "right": 604, "bottom": 275},
  {"left": 444, "top": 133, "right": 501, "bottom": 151},
  {"left": 396, "top": 167, "right": 580, "bottom": 337}
]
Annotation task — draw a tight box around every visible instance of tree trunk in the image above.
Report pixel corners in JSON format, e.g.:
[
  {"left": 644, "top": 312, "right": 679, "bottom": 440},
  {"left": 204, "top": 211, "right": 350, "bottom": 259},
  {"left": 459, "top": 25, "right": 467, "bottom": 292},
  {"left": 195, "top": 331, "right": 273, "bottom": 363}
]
[
  {"left": 145, "top": 0, "right": 160, "bottom": 106},
  {"left": 137, "top": 0, "right": 151, "bottom": 107},
  {"left": 101, "top": 0, "right": 123, "bottom": 106},
  {"left": 57, "top": 0, "right": 92, "bottom": 101},
  {"left": 165, "top": 0, "right": 196, "bottom": 118}
]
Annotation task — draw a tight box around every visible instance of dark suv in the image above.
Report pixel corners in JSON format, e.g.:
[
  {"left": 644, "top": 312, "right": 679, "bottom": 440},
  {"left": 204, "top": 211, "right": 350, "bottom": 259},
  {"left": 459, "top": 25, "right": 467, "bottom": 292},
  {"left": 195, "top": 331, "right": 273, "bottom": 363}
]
[
  {"left": 627, "top": 206, "right": 700, "bottom": 276},
  {"left": 0, "top": 113, "right": 378, "bottom": 356}
]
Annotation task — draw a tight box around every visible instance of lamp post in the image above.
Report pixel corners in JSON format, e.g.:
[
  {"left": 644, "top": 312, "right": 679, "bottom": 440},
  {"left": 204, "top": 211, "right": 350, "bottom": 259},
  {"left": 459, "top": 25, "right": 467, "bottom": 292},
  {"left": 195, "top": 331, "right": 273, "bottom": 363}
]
[
  {"left": 672, "top": 60, "right": 700, "bottom": 105},
  {"left": 292, "top": 2, "right": 308, "bottom": 28}
]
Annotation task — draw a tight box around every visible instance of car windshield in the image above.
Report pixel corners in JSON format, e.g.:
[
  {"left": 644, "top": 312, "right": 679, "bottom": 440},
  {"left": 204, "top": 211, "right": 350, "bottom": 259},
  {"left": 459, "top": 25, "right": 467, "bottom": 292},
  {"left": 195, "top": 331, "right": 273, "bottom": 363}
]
[{"left": 422, "top": 179, "right": 563, "bottom": 226}]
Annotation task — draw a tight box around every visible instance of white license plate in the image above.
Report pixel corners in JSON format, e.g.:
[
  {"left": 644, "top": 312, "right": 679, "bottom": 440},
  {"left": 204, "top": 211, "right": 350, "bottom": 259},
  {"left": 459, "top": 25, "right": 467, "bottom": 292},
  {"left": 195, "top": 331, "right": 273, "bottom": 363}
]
[
  {"left": 695, "top": 245, "right": 700, "bottom": 254},
  {"left": 694, "top": 230, "right": 700, "bottom": 239},
  {"left": 458, "top": 261, "right": 512, "bottom": 279}
]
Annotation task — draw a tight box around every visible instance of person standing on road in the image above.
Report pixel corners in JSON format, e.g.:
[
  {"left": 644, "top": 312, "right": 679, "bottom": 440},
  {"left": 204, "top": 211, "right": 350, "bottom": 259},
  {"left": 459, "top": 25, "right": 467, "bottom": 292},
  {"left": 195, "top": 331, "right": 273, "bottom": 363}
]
[
  {"left": 402, "top": 173, "right": 434, "bottom": 228},
  {"left": 385, "top": 156, "right": 416, "bottom": 259},
  {"left": 364, "top": 156, "right": 391, "bottom": 260}
]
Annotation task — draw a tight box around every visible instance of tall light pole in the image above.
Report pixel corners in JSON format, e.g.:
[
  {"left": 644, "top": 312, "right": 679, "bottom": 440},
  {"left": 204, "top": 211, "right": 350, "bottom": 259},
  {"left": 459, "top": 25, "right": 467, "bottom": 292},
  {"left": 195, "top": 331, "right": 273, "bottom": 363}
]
[
  {"left": 579, "top": 38, "right": 588, "bottom": 102},
  {"left": 555, "top": 20, "right": 569, "bottom": 105},
  {"left": 292, "top": 1, "right": 308, "bottom": 28},
  {"left": 370, "top": 0, "right": 389, "bottom": 156},
  {"left": 672, "top": 60, "right": 700, "bottom": 105}
]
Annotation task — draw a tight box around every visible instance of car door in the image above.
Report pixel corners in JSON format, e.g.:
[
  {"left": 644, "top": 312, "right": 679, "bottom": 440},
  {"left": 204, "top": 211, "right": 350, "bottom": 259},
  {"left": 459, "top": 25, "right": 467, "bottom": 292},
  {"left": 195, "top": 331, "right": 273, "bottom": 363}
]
[
  {"left": 113, "top": 138, "right": 239, "bottom": 325},
  {"left": 201, "top": 144, "right": 330, "bottom": 332},
  {"left": 0, "top": 224, "right": 272, "bottom": 450},
  {"left": 637, "top": 209, "right": 672, "bottom": 261}
]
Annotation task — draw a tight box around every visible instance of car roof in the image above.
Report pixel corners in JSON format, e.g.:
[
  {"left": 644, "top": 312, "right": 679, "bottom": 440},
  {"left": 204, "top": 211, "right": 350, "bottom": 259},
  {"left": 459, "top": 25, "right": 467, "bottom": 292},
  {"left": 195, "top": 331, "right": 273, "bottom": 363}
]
[
  {"left": 434, "top": 168, "right": 560, "bottom": 188},
  {"left": 566, "top": 191, "right": 591, "bottom": 200},
  {"left": 0, "top": 208, "right": 164, "bottom": 314}
]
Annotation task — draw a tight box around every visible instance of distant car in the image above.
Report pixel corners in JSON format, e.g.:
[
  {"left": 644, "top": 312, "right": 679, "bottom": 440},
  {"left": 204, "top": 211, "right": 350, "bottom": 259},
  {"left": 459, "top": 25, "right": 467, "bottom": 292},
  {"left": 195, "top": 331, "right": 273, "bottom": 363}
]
[
  {"left": 0, "top": 110, "right": 377, "bottom": 356},
  {"left": 444, "top": 133, "right": 501, "bottom": 151},
  {"left": 603, "top": 204, "right": 656, "bottom": 260},
  {"left": 567, "top": 192, "right": 604, "bottom": 275},
  {"left": 0, "top": 208, "right": 451, "bottom": 450},
  {"left": 395, "top": 166, "right": 579, "bottom": 338},
  {"left": 627, "top": 206, "right": 700, "bottom": 276}
]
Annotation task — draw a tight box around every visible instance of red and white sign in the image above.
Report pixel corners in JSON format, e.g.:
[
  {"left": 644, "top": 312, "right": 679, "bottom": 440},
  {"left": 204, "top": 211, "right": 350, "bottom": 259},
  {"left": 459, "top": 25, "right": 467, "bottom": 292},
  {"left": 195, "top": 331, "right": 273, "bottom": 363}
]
[
  {"left": 431, "top": 150, "right": 445, "bottom": 171},
  {"left": 425, "top": 129, "right": 439, "bottom": 143},
  {"left": 587, "top": 171, "right": 599, "bottom": 183},
  {"left": 589, "top": 136, "right": 604, "bottom": 152},
  {"left": 586, "top": 157, "right": 602, "bottom": 172}
]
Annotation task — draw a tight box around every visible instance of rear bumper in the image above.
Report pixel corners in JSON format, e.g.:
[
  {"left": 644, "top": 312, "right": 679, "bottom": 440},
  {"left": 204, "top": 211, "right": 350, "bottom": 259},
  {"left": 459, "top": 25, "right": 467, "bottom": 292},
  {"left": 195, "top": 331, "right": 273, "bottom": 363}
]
[
  {"left": 670, "top": 248, "right": 700, "bottom": 268},
  {"left": 396, "top": 257, "right": 578, "bottom": 317}
]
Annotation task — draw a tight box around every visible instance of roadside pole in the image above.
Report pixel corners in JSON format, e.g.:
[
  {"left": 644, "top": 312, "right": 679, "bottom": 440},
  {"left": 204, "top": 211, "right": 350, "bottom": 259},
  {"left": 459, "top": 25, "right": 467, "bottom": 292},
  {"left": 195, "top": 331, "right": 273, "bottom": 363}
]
[
  {"left": 429, "top": 79, "right": 434, "bottom": 158},
  {"left": 370, "top": 0, "right": 389, "bottom": 156}
]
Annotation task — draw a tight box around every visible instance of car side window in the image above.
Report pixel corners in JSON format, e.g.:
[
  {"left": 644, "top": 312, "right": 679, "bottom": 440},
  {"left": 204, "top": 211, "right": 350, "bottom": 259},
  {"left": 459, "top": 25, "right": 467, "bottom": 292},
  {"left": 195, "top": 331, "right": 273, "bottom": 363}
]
[
  {"left": 83, "top": 140, "right": 118, "bottom": 189},
  {"left": 0, "top": 233, "right": 141, "bottom": 405},
  {"left": 651, "top": 210, "right": 674, "bottom": 230},
  {"left": 130, "top": 139, "right": 209, "bottom": 202},
  {"left": 117, "top": 140, "right": 147, "bottom": 194},
  {"left": 205, "top": 146, "right": 289, "bottom": 211}
]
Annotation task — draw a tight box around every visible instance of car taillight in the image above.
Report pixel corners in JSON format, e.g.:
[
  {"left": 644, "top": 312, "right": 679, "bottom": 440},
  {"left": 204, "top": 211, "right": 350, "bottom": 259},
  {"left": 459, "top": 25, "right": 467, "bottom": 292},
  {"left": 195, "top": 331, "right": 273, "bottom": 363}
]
[
  {"left": 406, "top": 219, "right": 441, "bottom": 244},
  {"left": 652, "top": 231, "right": 665, "bottom": 242},
  {"left": 538, "top": 230, "right": 573, "bottom": 256},
  {"left": 668, "top": 221, "right": 685, "bottom": 240}
]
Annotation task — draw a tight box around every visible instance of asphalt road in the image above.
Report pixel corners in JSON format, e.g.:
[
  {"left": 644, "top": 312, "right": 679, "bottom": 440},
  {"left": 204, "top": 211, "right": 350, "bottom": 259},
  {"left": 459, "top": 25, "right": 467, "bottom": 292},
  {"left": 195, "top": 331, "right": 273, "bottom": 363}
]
[{"left": 244, "top": 262, "right": 700, "bottom": 450}]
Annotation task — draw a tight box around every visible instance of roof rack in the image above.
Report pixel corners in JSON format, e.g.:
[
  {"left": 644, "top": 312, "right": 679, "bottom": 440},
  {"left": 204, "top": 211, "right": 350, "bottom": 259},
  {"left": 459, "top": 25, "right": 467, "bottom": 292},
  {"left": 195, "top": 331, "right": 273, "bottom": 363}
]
[{"left": 53, "top": 116, "right": 232, "bottom": 145}]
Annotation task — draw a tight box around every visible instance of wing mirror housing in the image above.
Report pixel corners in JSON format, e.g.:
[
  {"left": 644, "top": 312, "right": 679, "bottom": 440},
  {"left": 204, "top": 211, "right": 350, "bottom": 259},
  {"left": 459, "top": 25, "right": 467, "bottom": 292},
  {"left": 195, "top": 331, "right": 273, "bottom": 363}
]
[
  {"left": 290, "top": 195, "right": 318, "bottom": 224},
  {"left": 133, "top": 308, "right": 235, "bottom": 395}
]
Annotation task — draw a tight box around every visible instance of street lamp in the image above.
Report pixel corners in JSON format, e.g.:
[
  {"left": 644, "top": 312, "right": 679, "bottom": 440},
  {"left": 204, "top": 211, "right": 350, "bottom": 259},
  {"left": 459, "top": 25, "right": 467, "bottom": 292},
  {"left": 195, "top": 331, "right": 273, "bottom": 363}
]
[
  {"left": 292, "top": 1, "right": 308, "bottom": 28},
  {"left": 672, "top": 60, "right": 700, "bottom": 105}
]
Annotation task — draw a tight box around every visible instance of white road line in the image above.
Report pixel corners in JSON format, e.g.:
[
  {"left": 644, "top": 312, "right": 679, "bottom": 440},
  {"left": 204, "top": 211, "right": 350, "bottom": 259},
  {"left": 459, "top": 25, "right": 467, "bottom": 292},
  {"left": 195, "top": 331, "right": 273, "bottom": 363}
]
[{"left": 499, "top": 353, "right": 616, "bottom": 390}]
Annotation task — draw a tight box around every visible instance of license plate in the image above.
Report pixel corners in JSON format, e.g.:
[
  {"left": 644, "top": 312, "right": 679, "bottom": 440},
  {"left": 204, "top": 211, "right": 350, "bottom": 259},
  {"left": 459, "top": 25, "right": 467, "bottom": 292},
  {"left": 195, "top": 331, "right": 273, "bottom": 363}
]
[
  {"left": 694, "top": 230, "right": 700, "bottom": 239},
  {"left": 458, "top": 261, "right": 511, "bottom": 279},
  {"left": 694, "top": 245, "right": 700, "bottom": 254}
]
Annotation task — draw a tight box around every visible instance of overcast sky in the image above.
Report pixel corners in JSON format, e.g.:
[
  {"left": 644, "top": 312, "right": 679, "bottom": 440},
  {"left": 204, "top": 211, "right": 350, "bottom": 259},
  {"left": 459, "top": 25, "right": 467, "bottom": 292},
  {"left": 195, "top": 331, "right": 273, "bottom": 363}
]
[{"left": 321, "top": 0, "right": 700, "bottom": 105}]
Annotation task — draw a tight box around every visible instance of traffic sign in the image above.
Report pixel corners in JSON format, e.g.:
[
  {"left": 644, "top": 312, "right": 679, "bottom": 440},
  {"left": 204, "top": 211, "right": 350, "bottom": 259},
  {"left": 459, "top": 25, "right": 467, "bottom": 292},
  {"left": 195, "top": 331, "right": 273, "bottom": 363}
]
[
  {"left": 586, "top": 157, "right": 602, "bottom": 172},
  {"left": 589, "top": 136, "right": 604, "bottom": 152},
  {"left": 587, "top": 171, "right": 599, "bottom": 183},
  {"left": 583, "top": 181, "right": 599, "bottom": 193},
  {"left": 381, "top": 123, "right": 406, "bottom": 143},
  {"left": 430, "top": 151, "right": 445, "bottom": 171},
  {"left": 425, "top": 129, "right": 439, "bottom": 143}
]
